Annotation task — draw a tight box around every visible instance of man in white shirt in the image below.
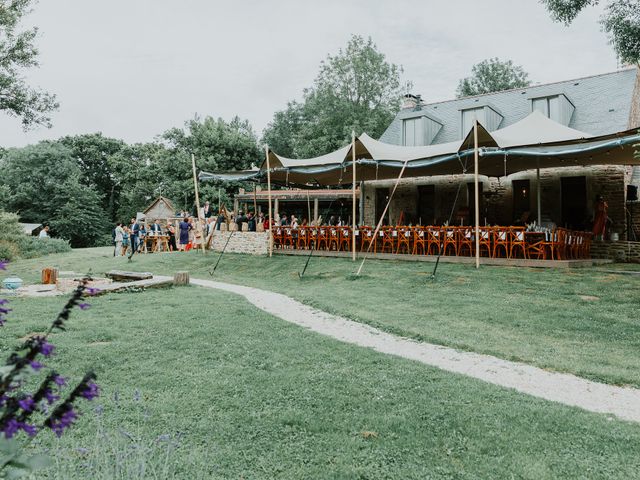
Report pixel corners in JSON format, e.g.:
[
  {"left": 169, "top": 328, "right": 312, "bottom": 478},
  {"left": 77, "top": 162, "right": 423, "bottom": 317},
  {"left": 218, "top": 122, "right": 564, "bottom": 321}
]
[{"left": 114, "top": 223, "right": 124, "bottom": 256}]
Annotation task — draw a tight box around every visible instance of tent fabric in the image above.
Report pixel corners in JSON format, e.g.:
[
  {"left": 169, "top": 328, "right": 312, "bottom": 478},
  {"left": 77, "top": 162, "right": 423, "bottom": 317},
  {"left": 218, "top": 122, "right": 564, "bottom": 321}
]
[{"left": 200, "top": 111, "right": 640, "bottom": 186}]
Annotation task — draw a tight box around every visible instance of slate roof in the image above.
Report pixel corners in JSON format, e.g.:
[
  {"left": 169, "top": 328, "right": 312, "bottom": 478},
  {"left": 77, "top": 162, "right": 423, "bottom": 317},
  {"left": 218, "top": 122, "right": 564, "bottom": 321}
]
[{"left": 380, "top": 67, "right": 639, "bottom": 145}]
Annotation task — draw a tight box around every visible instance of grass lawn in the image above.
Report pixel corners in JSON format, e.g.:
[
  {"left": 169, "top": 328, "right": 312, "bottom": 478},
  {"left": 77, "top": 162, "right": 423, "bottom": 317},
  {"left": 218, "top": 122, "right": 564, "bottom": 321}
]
[
  {"left": 6, "top": 247, "right": 640, "bottom": 388},
  {"left": 1, "top": 286, "right": 640, "bottom": 479}
]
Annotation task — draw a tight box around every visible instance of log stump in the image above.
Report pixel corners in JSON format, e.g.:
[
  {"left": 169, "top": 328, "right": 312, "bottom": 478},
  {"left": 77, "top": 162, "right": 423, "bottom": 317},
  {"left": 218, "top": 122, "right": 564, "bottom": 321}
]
[
  {"left": 173, "top": 271, "right": 190, "bottom": 286},
  {"left": 41, "top": 267, "right": 59, "bottom": 285}
]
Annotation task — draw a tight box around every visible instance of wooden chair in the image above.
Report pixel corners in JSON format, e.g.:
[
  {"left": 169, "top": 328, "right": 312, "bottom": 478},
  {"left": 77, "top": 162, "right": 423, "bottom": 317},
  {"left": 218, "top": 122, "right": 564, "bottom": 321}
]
[
  {"left": 360, "top": 226, "right": 376, "bottom": 252},
  {"left": 381, "top": 227, "right": 396, "bottom": 253},
  {"left": 425, "top": 227, "right": 441, "bottom": 255},
  {"left": 412, "top": 227, "right": 427, "bottom": 255},
  {"left": 526, "top": 232, "right": 546, "bottom": 260},
  {"left": 478, "top": 227, "right": 493, "bottom": 257},
  {"left": 272, "top": 227, "right": 283, "bottom": 249},
  {"left": 396, "top": 227, "right": 411, "bottom": 254},
  {"left": 316, "top": 226, "right": 329, "bottom": 250},
  {"left": 457, "top": 227, "right": 474, "bottom": 257},
  {"left": 542, "top": 229, "right": 563, "bottom": 260},
  {"left": 493, "top": 228, "right": 510, "bottom": 258},
  {"left": 509, "top": 227, "right": 527, "bottom": 259},
  {"left": 296, "top": 227, "right": 310, "bottom": 250},
  {"left": 442, "top": 227, "right": 458, "bottom": 256},
  {"left": 339, "top": 227, "right": 351, "bottom": 252},
  {"left": 328, "top": 227, "right": 340, "bottom": 251},
  {"left": 282, "top": 228, "right": 295, "bottom": 249}
]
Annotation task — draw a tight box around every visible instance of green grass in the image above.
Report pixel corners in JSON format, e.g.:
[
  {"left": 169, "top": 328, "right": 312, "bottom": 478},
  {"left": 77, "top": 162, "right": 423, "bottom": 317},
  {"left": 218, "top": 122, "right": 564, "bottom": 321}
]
[
  {"left": 6, "top": 247, "right": 640, "bottom": 388},
  {"left": 2, "top": 287, "right": 640, "bottom": 479}
]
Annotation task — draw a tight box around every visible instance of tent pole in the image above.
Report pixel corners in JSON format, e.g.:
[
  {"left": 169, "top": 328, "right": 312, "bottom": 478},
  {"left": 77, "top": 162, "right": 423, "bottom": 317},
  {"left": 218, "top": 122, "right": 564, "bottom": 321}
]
[
  {"left": 536, "top": 159, "right": 541, "bottom": 225},
  {"left": 191, "top": 153, "right": 207, "bottom": 255},
  {"left": 253, "top": 183, "right": 257, "bottom": 215},
  {"left": 352, "top": 130, "right": 357, "bottom": 261},
  {"left": 266, "top": 144, "right": 273, "bottom": 257},
  {"left": 474, "top": 121, "right": 480, "bottom": 269}
]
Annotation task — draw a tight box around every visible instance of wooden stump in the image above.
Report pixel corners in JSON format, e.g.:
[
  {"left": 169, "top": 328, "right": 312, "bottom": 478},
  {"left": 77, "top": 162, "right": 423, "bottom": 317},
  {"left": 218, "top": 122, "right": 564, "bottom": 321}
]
[
  {"left": 173, "top": 271, "right": 190, "bottom": 285},
  {"left": 41, "top": 267, "right": 59, "bottom": 285}
]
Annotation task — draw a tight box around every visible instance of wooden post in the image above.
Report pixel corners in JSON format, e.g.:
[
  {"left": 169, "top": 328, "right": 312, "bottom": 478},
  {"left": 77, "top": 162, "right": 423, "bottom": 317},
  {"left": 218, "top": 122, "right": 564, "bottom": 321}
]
[
  {"left": 474, "top": 120, "right": 480, "bottom": 269},
  {"left": 536, "top": 159, "right": 542, "bottom": 226},
  {"left": 41, "top": 267, "right": 58, "bottom": 285},
  {"left": 266, "top": 144, "right": 273, "bottom": 257},
  {"left": 173, "top": 271, "right": 190, "bottom": 285},
  {"left": 253, "top": 184, "right": 258, "bottom": 215},
  {"left": 313, "top": 198, "right": 319, "bottom": 225},
  {"left": 191, "top": 153, "right": 206, "bottom": 255},
  {"left": 352, "top": 130, "right": 357, "bottom": 261}
]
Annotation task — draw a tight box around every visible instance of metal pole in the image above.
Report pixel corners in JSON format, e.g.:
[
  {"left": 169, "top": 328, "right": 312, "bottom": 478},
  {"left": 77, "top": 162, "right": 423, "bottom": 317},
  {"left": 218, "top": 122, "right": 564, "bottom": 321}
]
[
  {"left": 474, "top": 121, "right": 480, "bottom": 269},
  {"left": 352, "top": 130, "right": 357, "bottom": 261},
  {"left": 536, "top": 158, "right": 542, "bottom": 225},
  {"left": 191, "top": 153, "right": 206, "bottom": 255},
  {"left": 266, "top": 145, "right": 273, "bottom": 257}
]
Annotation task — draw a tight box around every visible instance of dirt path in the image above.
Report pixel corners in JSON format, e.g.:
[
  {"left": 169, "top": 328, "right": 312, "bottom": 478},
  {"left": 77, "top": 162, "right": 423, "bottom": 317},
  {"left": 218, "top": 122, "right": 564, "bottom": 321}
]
[{"left": 187, "top": 277, "right": 640, "bottom": 423}]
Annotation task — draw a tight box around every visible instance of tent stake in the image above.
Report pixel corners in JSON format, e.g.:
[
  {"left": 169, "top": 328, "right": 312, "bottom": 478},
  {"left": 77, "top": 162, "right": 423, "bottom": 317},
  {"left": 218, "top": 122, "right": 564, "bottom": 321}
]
[
  {"left": 191, "top": 153, "right": 206, "bottom": 255},
  {"left": 266, "top": 144, "right": 273, "bottom": 257},
  {"left": 352, "top": 130, "right": 357, "bottom": 262},
  {"left": 474, "top": 121, "right": 480, "bottom": 269}
]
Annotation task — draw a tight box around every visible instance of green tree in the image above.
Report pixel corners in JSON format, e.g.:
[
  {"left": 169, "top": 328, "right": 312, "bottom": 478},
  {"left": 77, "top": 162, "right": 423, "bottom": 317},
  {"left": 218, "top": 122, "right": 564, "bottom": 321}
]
[
  {"left": 60, "top": 133, "right": 126, "bottom": 222},
  {"left": 541, "top": 0, "right": 640, "bottom": 64},
  {"left": 0, "top": 142, "right": 109, "bottom": 247},
  {"left": 263, "top": 35, "right": 406, "bottom": 158},
  {"left": 456, "top": 58, "right": 531, "bottom": 98},
  {"left": 0, "top": 0, "right": 58, "bottom": 128}
]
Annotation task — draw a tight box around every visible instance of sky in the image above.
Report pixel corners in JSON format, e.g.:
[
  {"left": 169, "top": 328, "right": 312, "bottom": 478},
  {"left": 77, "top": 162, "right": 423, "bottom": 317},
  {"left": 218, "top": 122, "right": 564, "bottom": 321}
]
[{"left": 0, "top": 0, "right": 618, "bottom": 148}]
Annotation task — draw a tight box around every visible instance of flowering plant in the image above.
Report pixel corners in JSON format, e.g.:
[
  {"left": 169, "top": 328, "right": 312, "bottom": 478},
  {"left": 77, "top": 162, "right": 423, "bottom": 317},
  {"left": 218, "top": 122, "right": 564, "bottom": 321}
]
[{"left": 0, "top": 260, "right": 100, "bottom": 478}]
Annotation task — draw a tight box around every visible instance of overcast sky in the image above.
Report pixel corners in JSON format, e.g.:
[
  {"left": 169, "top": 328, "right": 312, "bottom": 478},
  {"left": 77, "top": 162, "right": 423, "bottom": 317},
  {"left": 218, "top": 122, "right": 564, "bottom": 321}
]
[{"left": 0, "top": 0, "right": 617, "bottom": 148}]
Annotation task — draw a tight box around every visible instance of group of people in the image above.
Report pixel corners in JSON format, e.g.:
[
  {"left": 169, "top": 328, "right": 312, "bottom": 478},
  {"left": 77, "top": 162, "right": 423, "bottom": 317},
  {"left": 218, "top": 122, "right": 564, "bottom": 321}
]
[{"left": 113, "top": 218, "right": 178, "bottom": 256}]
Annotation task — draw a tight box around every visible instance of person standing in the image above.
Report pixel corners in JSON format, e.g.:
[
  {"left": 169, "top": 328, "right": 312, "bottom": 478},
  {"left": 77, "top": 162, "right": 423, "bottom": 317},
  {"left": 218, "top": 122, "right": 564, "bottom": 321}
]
[
  {"left": 166, "top": 223, "right": 177, "bottom": 251},
  {"left": 179, "top": 216, "right": 192, "bottom": 250},
  {"left": 150, "top": 219, "right": 162, "bottom": 233},
  {"left": 203, "top": 201, "right": 212, "bottom": 218},
  {"left": 129, "top": 218, "right": 140, "bottom": 252},
  {"left": 592, "top": 195, "right": 609, "bottom": 241},
  {"left": 114, "top": 223, "right": 124, "bottom": 256}
]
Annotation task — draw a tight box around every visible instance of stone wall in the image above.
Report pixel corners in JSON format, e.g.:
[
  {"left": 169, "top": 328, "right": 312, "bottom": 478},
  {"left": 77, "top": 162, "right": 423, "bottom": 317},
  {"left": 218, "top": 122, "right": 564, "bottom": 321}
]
[
  {"left": 628, "top": 201, "right": 640, "bottom": 240},
  {"left": 590, "top": 240, "right": 640, "bottom": 262},
  {"left": 362, "top": 165, "right": 628, "bottom": 234},
  {"left": 209, "top": 232, "right": 269, "bottom": 255}
]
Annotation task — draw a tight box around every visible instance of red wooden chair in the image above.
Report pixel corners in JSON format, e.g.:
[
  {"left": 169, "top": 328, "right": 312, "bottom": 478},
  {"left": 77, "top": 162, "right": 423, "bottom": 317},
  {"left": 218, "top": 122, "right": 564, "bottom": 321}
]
[
  {"left": 272, "top": 227, "right": 283, "bottom": 249},
  {"left": 360, "top": 226, "right": 376, "bottom": 252},
  {"left": 282, "top": 227, "right": 295, "bottom": 249},
  {"left": 296, "top": 227, "right": 310, "bottom": 250},
  {"left": 492, "top": 228, "right": 509, "bottom": 258},
  {"left": 526, "top": 232, "right": 546, "bottom": 260},
  {"left": 478, "top": 227, "right": 493, "bottom": 257},
  {"left": 396, "top": 226, "right": 411, "bottom": 254},
  {"left": 316, "top": 226, "right": 329, "bottom": 250},
  {"left": 541, "top": 229, "right": 563, "bottom": 260},
  {"left": 339, "top": 227, "right": 351, "bottom": 252},
  {"left": 328, "top": 227, "right": 340, "bottom": 251},
  {"left": 381, "top": 227, "right": 396, "bottom": 253},
  {"left": 457, "top": 227, "right": 474, "bottom": 257},
  {"left": 509, "top": 227, "right": 527, "bottom": 259},
  {"left": 412, "top": 227, "right": 427, "bottom": 255},
  {"left": 426, "top": 227, "right": 441, "bottom": 255},
  {"left": 442, "top": 227, "right": 458, "bottom": 256}
]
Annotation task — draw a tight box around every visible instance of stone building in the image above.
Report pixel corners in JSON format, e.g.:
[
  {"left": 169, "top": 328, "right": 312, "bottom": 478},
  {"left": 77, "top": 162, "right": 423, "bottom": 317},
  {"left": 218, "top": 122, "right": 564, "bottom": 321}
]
[{"left": 363, "top": 67, "right": 640, "bottom": 237}]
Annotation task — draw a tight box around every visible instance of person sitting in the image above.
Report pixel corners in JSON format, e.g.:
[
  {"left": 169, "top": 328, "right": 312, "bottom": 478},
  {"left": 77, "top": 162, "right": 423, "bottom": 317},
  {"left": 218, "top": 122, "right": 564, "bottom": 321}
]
[
  {"left": 329, "top": 215, "right": 337, "bottom": 226},
  {"left": 150, "top": 219, "right": 162, "bottom": 234},
  {"left": 38, "top": 225, "right": 50, "bottom": 238},
  {"left": 236, "top": 211, "right": 247, "bottom": 231},
  {"left": 290, "top": 215, "right": 299, "bottom": 228},
  {"left": 280, "top": 214, "right": 289, "bottom": 226}
]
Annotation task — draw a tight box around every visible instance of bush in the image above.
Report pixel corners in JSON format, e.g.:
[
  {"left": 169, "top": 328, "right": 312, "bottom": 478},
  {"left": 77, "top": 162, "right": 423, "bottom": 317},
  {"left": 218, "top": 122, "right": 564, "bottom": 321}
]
[{"left": 0, "top": 211, "right": 71, "bottom": 260}]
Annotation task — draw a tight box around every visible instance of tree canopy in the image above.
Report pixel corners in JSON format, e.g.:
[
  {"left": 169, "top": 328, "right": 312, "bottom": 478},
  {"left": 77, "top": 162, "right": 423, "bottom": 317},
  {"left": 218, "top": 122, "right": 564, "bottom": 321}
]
[
  {"left": 541, "top": 0, "right": 640, "bottom": 64},
  {"left": 263, "top": 35, "right": 406, "bottom": 158},
  {"left": 0, "top": 0, "right": 58, "bottom": 128},
  {"left": 456, "top": 58, "right": 531, "bottom": 98}
]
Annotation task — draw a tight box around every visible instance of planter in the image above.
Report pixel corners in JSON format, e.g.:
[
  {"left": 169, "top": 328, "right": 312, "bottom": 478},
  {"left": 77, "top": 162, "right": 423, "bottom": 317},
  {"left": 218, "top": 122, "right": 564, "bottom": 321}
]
[{"left": 2, "top": 276, "right": 23, "bottom": 290}]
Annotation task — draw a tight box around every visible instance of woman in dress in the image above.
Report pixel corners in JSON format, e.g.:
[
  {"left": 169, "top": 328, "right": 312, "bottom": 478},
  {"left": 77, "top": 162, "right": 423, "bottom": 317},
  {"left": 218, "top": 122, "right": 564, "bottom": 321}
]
[
  {"left": 121, "top": 226, "right": 130, "bottom": 256},
  {"left": 592, "top": 195, "right": 608, "bottom": 240},
  {"left": 178, "top": 216, "right": 192, "bottom": 251},
  {"left": 166, "top": 223, "right": 177, "bottom": 251}
]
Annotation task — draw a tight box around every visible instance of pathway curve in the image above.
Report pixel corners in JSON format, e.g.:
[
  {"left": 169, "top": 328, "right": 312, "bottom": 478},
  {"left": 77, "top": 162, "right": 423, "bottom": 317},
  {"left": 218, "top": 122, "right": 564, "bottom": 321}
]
[{"left": 186, "top": 276, "right": 640, "bottom": 423}]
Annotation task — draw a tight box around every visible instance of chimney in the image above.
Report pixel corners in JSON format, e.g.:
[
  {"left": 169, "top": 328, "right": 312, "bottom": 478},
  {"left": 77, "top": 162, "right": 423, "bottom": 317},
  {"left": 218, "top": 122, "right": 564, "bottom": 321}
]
[{"left": 402, "top": 93, "right": 422, "bottom": 110}]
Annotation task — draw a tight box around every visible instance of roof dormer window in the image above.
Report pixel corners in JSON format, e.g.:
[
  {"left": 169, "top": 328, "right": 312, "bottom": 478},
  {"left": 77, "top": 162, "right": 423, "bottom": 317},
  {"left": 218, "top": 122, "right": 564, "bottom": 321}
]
[
  {"left": 460, "top": 105, "right": 503, "bottom": 138},
  {"left": 402, "top": 115, "right": 443, "bottom": 146},
  {"left": 531, "top": 94, "right": 575, "bottom": 126}
]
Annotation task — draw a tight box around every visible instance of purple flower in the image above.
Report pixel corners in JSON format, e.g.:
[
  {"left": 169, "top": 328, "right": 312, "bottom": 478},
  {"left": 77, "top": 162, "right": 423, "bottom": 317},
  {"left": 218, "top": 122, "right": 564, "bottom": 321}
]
[
  {"left": 0, "top": 307, "right": 11, "bottom": 315},
  {"left": 0, "top": 260, "right": 8, "bottom": 270},
  {"left": 0, "top": 395, "right": 7, "bottom": 406},
  {"left": 77, "top": 303, "right": 91, "bottom": 310},
  {"left": 44, "top": 389, "right": 59, "bottom": 405},
  {"left": 49, "top": 408, "right": 77, "bottom": 437},
  {"left": 2, "top": 419, "right": 20, "bottom": 438},
  {"left": 53, "top": 375, "right": 66, "bottom": 387},
  {"left": 20, "top": 423, "right": 37, "bottom": 437},
  {"left": 85, "top": 287, "right": 100, "bottom": 296},
  {"left": 81, "top": 383, "right": 100, "bottom": 400},
  {"left": 18, "top": 396, "right": 35, "bottom": 412},
  {"left": 0, "top": 299, "right": 8, "bottom": 305},
  {"left": 29, "top": 360, "right": 44, "bottom": 371},
  {"left": 39, "top": 340, "right": 55, "bottom": 357}
]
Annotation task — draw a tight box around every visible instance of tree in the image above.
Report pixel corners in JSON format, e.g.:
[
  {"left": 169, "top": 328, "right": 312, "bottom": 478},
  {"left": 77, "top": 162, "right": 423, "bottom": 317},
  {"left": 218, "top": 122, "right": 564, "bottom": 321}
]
[
  {"left": 263, "top": 35, "right": 406, "bottom": 158},
  {"left": 541, "top": 0, "right": 640, "bottom": 64},
  {"left": 0, "top": 142, "right": 109, "bottom": 247},
  {"left": 456, "top": 58, "right": 531, "bottom": 98},
  {"left": 0, "top": 0, "right": 58, "bottom": 128}
]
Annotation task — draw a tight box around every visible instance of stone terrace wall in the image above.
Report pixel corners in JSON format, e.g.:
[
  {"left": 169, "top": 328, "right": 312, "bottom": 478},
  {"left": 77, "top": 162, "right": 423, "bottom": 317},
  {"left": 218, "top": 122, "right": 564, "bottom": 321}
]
[
  {"left": 590, "top": 240, "right": 640, "bottom": 262},
  {"left": 209, "top": 232, "right": 268, "bottom": 255}
]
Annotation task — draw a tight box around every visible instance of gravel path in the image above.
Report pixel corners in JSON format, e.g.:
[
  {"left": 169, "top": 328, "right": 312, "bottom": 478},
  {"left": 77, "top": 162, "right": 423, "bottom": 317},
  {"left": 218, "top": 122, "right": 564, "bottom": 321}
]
[{"left": 189, "top": 277, "right": 640, "bottom": 423}]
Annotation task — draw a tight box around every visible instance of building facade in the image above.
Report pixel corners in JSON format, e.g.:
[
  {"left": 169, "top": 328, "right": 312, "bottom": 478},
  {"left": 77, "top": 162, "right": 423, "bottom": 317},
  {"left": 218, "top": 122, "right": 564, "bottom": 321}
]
[{"left": 363, "top": 67, "right": 640, "bottom": 237}]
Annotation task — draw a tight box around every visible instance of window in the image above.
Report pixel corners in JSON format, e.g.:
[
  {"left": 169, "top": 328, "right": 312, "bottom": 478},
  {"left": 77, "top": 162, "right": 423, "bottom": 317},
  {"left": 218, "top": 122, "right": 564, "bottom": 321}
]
[
  {"left": 461, "top": 106, "right": 503, "bottom": 138},
  {"left": 531, "top": 94, "right": 575, "bottom": 126},
  {"left": 402, "top": 116, "right": 442, "bottom": 146}
]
